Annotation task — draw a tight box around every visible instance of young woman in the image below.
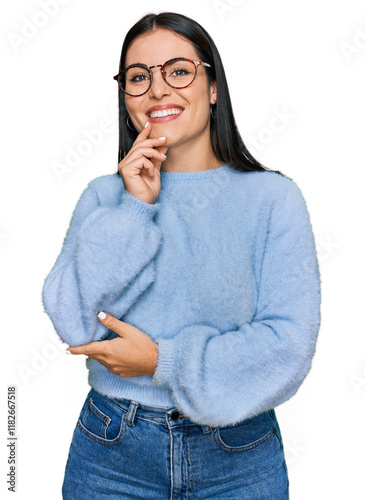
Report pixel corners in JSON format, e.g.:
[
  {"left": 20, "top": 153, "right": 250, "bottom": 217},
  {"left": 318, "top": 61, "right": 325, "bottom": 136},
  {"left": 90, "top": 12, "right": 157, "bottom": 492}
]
[{"left": 42, "top": 12, "right": 321, "bottom": 499}]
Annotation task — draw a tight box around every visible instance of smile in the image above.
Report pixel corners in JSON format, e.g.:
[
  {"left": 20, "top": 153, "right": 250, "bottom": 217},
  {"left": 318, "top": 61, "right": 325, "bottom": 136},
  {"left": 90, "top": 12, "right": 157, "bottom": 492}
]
[{"left": 147, "top": 108, "right": 184, "bottom": 119}]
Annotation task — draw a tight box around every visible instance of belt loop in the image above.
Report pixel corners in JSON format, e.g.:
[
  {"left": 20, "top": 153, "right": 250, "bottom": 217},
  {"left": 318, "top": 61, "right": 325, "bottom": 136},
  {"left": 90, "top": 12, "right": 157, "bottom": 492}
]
[
  {"left": 125, "top": 401, "right": 139, "bottom": 427},
  {"left": 201, "top": 424, "right": 212, "bottom": 434}
]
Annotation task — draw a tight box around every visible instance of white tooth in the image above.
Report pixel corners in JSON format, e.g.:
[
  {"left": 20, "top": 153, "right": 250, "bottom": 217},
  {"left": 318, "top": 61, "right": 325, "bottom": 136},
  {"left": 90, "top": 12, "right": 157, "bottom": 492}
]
[{"left": 149, "top": 108, "right": 183, "bottom": 118}]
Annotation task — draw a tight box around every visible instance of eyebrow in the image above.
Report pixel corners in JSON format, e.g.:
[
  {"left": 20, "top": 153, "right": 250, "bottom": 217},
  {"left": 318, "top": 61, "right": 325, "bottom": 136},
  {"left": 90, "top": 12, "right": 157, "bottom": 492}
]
[
  {"left": 125, "top": 58, "right": 190, "bottom": 68},
  {"left": 126, "top": 62, "right": 148, "bottom": 66}
]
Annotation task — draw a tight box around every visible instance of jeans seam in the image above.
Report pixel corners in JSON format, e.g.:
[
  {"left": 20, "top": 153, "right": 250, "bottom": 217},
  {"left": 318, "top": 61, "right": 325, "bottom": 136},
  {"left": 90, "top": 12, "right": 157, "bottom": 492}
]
[
  {"left": 186, "top": 424, "right": 193, "bottom": 498},
  {"left": 214, "top": 427, "right": 275, "bottom": 452},
  {"left": 88, "top": 398, "right": 111, "bottom": 424},
  {"left": 133, "top": 415, "right": 166, "bottom": 426},
  {"left": 271, "top": 430, "right": 290, "bottom": 489},
  {"left": 92, "top": 389, "right": 133, "bottom": 415},
  {"left": 76, "top": 412, "right": 127, "bottom": 446}
]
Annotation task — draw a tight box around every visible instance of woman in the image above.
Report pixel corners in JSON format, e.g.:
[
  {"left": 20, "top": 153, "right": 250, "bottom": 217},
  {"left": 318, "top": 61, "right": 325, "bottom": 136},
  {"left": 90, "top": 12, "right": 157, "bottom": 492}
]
[{"left": 42, "top": 11, "right": 321, "bottom": 499}]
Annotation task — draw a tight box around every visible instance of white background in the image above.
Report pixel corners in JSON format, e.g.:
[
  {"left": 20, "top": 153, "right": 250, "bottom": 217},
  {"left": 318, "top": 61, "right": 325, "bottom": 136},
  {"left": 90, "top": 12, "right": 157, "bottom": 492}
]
[{"left": 1, "top": 0, "right": 364, "bottom": 498}]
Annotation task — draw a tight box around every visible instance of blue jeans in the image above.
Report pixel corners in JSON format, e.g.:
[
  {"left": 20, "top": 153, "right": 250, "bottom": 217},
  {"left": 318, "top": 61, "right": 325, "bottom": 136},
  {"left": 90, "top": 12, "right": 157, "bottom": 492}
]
[{"left": 62, "top": 388, "right": 289, "bottom": 499}]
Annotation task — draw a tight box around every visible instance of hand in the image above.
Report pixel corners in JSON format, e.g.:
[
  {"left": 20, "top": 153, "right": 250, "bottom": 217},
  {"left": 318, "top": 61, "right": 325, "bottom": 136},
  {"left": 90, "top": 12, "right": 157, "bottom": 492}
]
[
  {"left": 118, "top": 121, "right": 168, "bottom": 204},
  {"left": 66, "top": 312, "right": 159, "bottom": 378}
]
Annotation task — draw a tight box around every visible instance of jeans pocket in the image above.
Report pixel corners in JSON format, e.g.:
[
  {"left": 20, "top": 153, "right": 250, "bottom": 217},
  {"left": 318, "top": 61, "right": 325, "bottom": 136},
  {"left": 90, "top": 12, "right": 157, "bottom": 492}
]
[
  {"left": 213, "top": 410, "right": 275, "bottom": 452},
  {"left": 77, "top": 391, "right": 127, "bottom": 446}
]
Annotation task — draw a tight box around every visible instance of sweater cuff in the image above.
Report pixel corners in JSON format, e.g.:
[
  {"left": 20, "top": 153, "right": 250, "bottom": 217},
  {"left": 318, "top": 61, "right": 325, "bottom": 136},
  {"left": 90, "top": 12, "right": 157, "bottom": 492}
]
[
  {"left": 121, "top": 190, "right": 159, "bottom": 220},
  {"left": 152, "top": 336, "right": 182, "bottom": 387}
]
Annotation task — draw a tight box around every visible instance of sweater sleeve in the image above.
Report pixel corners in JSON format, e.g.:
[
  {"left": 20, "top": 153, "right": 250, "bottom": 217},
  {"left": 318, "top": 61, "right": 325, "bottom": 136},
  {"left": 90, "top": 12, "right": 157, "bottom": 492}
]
[
  {"left": 42, "top": 182, "right": 162, "bottom": 347},
  {"left": 152, "top": 181, "right": 321, "bottom": 427}
]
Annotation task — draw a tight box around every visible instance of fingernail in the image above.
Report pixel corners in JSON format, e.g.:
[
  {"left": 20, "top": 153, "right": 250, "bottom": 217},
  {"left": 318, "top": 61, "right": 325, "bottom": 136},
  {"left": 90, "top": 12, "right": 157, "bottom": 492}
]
[
  {"left": 158, "top": 136, "right": 166, "bottom": 140},
  {"left": 160, "top": 153, "right": 167, "bottom": 158},
  {"left": 65, "top": 349, "right": 71, "bottom": 355},
  {"left": 144, "top": 121, "right": 150, "bottom": 128},
  {"left": 98, "top": 311, "right": 107, "bottom": 319}
]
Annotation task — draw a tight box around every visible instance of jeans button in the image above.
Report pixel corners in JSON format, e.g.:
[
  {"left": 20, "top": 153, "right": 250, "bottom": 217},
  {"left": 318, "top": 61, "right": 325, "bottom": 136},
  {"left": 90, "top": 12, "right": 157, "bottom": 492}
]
[{"left": 170, "top": 411, "right": 180, "bottom": 421}]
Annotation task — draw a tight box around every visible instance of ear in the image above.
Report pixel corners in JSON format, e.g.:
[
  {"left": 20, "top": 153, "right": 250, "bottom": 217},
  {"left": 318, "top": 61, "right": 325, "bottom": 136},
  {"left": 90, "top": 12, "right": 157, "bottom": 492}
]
[{"left": 209, "top": 80, "right": 217, "bottom": 105}]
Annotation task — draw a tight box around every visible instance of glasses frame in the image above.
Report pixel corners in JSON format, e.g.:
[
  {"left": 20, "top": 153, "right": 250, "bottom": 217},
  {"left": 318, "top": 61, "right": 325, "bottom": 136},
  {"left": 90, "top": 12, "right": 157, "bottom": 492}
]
[{"left": 113, "top": 57, "right": 212, "bottom": 97}]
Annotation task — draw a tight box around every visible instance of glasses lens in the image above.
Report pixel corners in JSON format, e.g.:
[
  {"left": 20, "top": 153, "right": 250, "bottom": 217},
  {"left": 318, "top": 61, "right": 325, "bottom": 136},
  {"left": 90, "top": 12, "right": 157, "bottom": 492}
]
[
  {"left": 163, "top": 59, "right": 196, "bottom": 88},
  {"left": 122, "top": 66, "right": 151, "bottom": 96}
]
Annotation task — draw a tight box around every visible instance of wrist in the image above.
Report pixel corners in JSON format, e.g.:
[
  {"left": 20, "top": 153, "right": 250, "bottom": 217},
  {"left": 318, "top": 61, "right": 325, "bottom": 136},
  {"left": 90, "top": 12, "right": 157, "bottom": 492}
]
[{"left": 149, "top": 342, "right": 159, "bottom": 375}]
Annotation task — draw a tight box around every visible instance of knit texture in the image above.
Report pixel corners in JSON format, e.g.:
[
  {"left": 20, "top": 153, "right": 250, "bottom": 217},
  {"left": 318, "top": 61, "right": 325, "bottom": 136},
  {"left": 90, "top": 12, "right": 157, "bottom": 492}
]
[{"left": 42, "top": 164, "right": 321, "bottom": 426}]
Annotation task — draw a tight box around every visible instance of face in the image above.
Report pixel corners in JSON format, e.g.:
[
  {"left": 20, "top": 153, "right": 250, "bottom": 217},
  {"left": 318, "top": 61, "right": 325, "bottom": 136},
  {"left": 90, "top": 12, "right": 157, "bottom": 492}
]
[{"left": 124, "top": 28, "right": 217, "bottom": 148}]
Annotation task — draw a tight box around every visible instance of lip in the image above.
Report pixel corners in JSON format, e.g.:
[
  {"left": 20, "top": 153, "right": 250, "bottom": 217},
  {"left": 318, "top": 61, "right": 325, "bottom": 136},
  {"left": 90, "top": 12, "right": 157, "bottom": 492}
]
[
  {"left": 145, "top": 103, "right": 185, "bottom": 123},
  {"left": 146, "top": 103, "right": 185, "bottom": 115}
]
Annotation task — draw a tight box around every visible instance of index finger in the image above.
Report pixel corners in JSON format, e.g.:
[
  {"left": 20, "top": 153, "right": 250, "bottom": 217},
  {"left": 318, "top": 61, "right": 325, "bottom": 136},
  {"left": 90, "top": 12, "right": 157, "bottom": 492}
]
[{"left": 67, "top": 341, "right": 104, "bottom": 356}]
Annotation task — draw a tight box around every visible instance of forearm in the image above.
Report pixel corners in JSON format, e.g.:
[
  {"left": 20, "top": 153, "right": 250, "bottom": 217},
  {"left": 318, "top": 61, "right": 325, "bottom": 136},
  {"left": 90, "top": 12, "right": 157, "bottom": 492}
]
[{"left": 42, "top": 186, "right": 162, "bottom": 346}]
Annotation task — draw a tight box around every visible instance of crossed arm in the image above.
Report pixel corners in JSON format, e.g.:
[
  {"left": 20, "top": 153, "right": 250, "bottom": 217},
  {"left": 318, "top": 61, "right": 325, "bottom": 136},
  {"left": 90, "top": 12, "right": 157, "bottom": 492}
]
[{"left": 67, "top": 311, "right": 159, "bottom": 377}]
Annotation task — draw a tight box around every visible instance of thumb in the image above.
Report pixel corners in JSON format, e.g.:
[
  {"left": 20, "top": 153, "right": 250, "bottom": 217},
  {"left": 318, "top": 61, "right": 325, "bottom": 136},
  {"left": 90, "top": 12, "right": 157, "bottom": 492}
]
[{"left": 97, "top": 311, "right": 128, "bottom": 338}]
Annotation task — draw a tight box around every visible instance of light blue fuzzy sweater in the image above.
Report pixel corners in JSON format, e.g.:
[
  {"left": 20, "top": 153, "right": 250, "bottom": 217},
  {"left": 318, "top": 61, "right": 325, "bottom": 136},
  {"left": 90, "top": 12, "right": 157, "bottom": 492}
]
[{"left": 42, "top": 164, "right": 321, "bottom": 427}]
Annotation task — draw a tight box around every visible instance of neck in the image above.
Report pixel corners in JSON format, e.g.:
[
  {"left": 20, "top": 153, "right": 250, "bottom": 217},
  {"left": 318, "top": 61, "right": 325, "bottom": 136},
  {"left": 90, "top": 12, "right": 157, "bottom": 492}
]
[{"left": 160, "top": 127, "right": 224, "bottom": 173}]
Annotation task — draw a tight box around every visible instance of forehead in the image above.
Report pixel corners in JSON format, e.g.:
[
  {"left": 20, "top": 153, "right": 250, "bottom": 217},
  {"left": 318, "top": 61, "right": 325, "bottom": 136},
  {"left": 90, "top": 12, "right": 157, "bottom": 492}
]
[{"left": 125, "top": 28, "right": 199, "bottom": 66}]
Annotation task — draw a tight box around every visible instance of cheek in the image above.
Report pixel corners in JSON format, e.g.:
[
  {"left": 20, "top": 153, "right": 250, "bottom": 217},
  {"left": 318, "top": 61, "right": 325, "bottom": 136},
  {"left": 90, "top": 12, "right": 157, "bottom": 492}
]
[
  {"left": 190, "top": 100, "right": 210, "bottom": 121},
  {"left": 187, "top": 86, "right": 211, "bottom": 116},
  {"left": 125, "top": 98, "right": 137, "bottom": 116},
  {"left": 125, "top": 99, "right": 146, "bottom": 129}
]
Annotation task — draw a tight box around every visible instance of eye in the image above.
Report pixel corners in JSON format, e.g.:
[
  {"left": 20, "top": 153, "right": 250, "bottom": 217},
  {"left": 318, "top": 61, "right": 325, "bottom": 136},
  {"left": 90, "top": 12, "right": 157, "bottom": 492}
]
[
  {"left": 129, "top": 73, "right": 150, "bottom": 83},
  {"left": 169, "top": 67, "right": 191, "bottom": 78},
  {"left": 125, "top": 66, "right": 151, "bottom": 85}
]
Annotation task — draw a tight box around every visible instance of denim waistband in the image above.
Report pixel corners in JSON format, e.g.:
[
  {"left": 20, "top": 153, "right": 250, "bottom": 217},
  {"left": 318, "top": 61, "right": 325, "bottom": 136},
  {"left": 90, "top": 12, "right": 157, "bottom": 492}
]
[{"left": 92, "top": 388, "right": 213, "bottom": 433}]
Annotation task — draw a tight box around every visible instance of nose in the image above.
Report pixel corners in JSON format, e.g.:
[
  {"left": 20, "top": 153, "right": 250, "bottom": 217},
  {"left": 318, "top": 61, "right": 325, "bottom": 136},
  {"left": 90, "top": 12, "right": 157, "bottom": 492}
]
[{"left": 149, "top": 67, "right": 171, "bottom": 99}]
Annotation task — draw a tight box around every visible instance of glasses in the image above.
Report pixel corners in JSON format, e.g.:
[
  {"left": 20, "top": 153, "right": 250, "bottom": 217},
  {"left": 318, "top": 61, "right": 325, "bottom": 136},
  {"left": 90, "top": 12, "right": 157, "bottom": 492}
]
[{"left": 113, "top": 57, "right": 211, "bottom": 97}]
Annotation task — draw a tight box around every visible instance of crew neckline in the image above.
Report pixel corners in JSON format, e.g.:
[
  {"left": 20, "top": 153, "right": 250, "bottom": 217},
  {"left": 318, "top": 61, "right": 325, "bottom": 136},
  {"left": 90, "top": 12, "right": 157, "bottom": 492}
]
[{"left": 159, "top": 163, "right": 232, "bottom": 180}]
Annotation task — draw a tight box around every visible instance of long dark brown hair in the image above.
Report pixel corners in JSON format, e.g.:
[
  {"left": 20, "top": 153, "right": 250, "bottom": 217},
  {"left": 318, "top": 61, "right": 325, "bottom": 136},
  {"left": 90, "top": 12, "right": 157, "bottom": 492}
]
[{"left": 115, "top": 12, "right": 285, "bottom": 177}]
